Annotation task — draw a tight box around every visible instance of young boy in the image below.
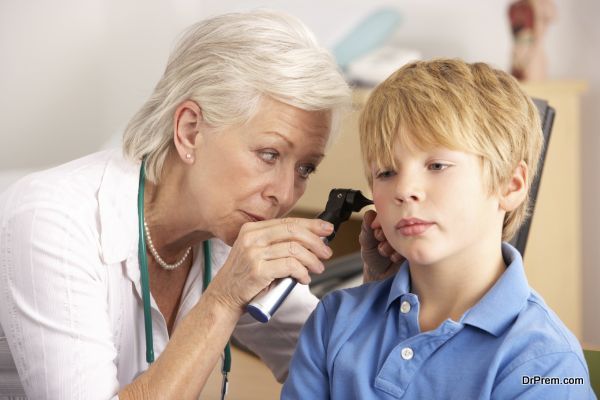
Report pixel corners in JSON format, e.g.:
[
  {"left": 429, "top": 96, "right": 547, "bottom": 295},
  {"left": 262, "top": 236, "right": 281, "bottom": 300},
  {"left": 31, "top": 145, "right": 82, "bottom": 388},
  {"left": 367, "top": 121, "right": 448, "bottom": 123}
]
[{"left": 282, "top": 59, "right": 596, "bottom": 399}]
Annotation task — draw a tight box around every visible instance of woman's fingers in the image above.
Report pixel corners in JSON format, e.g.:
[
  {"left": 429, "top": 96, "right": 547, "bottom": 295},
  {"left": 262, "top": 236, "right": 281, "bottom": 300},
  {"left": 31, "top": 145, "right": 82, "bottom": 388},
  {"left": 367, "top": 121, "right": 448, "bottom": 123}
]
[
  {"left": 361, "top": 211, "right": 395, "bottom": 259},
  {"left": 359, "top": 210, "right": 379, "bottom": 249},
  {"left": 373, "top": 228, "right": 385, "bottom": 242},
  {"left": 378, "top": 240, "right": 395, "bottom": 258},
  {"left": 390, "top": 252, "right": 404, "bottom": 264},
  {"left": 241, "top": 217, "right": 333, "bottom": 237},
  {"left": 362, "top": 209, "right": 377, "bottom": 228},
  {"left": 265, "top": 241, "right": 326, "bottom": 274},
  {"left": 370, "top": 213, "right": 382, "bottom": 230},
  {"left": 260, "top": 258, "right": 312, "bottom": 285},
  {"left": 239, "top": 217, "right": 333, "bottom": 259},
  {"left": 213, "top": 217, "right": 336, "bottom": 308}
]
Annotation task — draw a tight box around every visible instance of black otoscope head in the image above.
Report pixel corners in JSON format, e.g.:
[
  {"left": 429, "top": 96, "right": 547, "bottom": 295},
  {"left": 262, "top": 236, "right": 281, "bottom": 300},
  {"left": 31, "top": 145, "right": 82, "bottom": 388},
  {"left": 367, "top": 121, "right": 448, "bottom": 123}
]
[{"left": 317, "top": 189, "right": 373, "bottom": 242}]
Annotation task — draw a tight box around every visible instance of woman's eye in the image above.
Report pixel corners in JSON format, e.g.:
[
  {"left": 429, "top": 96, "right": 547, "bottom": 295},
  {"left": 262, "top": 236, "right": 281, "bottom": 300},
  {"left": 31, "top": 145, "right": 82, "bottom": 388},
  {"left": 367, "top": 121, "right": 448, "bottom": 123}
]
[
  {"left": 429, "top": 162, "right": 449, "bottom": 171},
  {"left": 259, "top": 150, "right": 279, "bottom": 163},
  {"left": 298, "top": 164, "right": 316, "bottom": 179}
]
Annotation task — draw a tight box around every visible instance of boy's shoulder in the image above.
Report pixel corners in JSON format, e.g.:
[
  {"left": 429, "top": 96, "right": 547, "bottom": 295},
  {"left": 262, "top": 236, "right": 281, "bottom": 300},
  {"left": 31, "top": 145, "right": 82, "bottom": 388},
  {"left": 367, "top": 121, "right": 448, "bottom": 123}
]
[
  {"left": 509, "top": 287, "right": 583, "bottom": 349},
  {"left": 471, "top": 244, "right": 586, "bottom": 367},
  {"left": 495, "top": 287, "right": 588, "bottom": 378}
]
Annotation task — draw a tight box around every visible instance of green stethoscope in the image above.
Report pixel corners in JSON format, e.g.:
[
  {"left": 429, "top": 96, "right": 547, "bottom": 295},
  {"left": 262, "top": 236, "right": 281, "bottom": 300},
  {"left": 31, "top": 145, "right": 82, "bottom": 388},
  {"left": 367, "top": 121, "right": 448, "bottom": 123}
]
[{"left": 137, "top": 158, "right": 232, "bottom": 399}]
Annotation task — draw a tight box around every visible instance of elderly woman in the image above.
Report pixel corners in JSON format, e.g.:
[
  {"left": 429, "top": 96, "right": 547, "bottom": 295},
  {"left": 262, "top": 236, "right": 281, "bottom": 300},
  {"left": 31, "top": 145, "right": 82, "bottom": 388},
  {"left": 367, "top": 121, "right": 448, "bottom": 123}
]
[{"left": 0, "top": 10, "right": 351, "bottom": 399}]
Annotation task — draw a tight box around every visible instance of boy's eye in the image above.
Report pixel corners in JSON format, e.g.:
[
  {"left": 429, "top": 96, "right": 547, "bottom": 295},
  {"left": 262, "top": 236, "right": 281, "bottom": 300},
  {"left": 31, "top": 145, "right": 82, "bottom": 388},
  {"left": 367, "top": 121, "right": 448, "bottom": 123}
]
[
  {"left": 259, "top": 150, "right": 279, "bottom": 163},
  {"left": 375, "top": 170, "right": 396, "bottom": 179},
  {"left": 298, "top": 164, "right": 316, "bottom": 179},
  {"left": 428, "top": 162, "right": 449, "bottom": 171}
]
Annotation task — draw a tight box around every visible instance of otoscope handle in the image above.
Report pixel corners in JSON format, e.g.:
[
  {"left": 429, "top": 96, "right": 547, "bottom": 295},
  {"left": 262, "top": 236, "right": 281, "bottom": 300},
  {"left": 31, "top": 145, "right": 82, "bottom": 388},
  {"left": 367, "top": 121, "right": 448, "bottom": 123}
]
[
  {"left": 246, "top": 277, "right": 298, "bottom": 323},
  {"left": 246, "top": 235, "right": 331, "bottom": 323}
]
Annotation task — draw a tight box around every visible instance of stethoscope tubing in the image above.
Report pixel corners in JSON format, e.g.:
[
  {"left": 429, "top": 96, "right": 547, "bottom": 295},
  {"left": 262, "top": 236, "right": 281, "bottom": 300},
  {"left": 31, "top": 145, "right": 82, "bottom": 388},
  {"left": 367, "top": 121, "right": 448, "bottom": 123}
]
[{"left": 137, "top": 158, "right": 231, "bottom": 398}]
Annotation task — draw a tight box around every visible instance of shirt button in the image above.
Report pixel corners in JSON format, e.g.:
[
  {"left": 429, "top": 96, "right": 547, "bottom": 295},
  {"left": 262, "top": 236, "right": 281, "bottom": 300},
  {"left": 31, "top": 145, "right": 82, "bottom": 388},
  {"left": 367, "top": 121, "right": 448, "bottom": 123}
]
[
  {"left": 400, "top": 301, "right": 411, "bottom": 313},
  {"left": 401, "top": 347, "right": 414, "bottom": 360}
]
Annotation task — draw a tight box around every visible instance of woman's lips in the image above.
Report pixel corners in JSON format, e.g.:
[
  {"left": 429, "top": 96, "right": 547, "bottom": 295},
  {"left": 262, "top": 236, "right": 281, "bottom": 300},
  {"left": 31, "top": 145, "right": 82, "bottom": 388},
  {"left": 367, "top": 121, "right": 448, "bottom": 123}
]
[
  {"left": 396, "top": 218, "right": 434, "bottom": 236},
  {"left": 242, "top": 211, "right": 265, "bottom": 222}
]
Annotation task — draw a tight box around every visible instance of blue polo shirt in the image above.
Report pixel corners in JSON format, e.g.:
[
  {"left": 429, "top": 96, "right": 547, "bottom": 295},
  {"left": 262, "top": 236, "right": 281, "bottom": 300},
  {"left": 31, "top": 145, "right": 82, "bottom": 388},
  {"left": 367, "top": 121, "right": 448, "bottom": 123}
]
[{"left": 282, "top": 243, "right": 596, "bottom": 399}]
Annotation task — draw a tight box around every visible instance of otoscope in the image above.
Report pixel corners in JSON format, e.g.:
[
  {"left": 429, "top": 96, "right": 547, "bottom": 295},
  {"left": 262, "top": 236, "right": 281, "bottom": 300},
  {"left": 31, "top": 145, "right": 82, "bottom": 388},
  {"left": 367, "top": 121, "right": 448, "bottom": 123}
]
[{"left": 246, "top": 189, "right": 373, "bottom": 323}]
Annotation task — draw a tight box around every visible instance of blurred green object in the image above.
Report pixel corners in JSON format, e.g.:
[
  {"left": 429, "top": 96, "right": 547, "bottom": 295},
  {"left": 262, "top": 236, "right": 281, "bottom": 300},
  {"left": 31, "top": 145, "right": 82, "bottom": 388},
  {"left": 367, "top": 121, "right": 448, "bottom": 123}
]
[
  {"left": 332, "top": 8, "right": 401, "bottom": 70},
  {"left": 584, "top": 349, "right": 600, "bottom": 396}
]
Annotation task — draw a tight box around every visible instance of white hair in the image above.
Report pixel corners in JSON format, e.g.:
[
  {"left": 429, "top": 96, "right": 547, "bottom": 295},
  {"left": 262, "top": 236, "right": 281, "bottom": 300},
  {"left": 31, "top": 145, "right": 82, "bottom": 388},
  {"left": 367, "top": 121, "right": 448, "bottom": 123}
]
[{"left": 123, "top": 10, "right": 351, "bottom": 183}]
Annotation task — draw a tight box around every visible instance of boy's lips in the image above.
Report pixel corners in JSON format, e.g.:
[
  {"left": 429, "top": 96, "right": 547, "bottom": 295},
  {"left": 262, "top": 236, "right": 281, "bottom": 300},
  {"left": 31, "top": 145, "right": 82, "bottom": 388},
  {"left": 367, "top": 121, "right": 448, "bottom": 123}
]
[{"left": 395, "top": 218, "right": 434, "bottom": 236}]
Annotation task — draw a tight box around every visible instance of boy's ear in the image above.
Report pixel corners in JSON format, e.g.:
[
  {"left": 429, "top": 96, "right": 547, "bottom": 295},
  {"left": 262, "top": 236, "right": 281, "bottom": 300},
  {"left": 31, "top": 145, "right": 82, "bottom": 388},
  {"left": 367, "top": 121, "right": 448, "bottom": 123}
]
[
  {"left": 499, "top": 160, "right": 528, "bottom": 212},
  {"left": 173, "top": 100, "right": 203, "bottom": 164}
]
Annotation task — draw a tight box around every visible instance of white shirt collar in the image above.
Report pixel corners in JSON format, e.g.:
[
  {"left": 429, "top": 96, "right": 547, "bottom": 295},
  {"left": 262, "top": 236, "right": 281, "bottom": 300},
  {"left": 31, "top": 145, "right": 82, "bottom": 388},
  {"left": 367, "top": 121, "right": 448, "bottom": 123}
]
[{"left": 97, "top": 151, "right": 141, "bottom": 282}]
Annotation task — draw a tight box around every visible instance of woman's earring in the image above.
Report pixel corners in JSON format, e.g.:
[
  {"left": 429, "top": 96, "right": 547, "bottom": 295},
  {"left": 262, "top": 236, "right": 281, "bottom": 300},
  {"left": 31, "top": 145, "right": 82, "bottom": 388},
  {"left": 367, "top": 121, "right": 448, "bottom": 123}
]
[{"left": 185, "top": 153, "right": 193, "bottom": 162}]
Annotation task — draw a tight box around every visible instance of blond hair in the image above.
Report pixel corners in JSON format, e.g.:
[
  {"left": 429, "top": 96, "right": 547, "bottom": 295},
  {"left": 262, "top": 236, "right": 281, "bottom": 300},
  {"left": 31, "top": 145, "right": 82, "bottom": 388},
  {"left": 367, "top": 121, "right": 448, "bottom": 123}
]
[
  {"left": 123, "top": 10, "right": 350, "bottom": 183},
  {"left": 359, "top": 59, "right": 543, "bottom": 241}
]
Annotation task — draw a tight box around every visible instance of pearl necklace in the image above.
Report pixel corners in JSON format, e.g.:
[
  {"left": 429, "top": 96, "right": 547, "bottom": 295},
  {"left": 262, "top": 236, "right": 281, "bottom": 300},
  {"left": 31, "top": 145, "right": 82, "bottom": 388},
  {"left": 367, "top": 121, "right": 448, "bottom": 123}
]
[{"left": 143, "top": 219, "right": 191, "bottom": 270}]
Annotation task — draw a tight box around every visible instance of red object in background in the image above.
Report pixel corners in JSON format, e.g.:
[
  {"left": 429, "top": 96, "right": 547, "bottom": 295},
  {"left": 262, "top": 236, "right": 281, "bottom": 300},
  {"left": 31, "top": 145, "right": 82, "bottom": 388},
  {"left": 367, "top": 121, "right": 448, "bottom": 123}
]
[
  {"left": 508, "top": 0, "right": 557, "bottom": 81},
  {"left": 509, "top": 0, "right": 535, "bottom": 80},
  {"left": 509, "top": 0, "right": 534, "bottom": 36}
]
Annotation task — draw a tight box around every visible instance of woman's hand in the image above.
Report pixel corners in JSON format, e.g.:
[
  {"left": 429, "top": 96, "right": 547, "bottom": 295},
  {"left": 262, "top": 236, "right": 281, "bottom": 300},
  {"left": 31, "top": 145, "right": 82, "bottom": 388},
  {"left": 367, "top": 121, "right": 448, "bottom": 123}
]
[
  {"left": 207, "top": 217, "right": 334, "bottom": 311},
  {"left": 359, "top": 210, "right": 404, "bottom": 283}
]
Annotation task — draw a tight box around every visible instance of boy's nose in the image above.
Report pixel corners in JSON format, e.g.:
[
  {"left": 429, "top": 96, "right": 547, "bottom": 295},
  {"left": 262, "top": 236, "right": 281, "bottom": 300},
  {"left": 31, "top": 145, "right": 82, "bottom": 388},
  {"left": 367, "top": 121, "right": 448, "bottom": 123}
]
[
  {"left": 394, "top": 179, "right": 424, "bottom": 203},
  {"left": 396, "top": 192, "right": 423, "bottom": 203}
]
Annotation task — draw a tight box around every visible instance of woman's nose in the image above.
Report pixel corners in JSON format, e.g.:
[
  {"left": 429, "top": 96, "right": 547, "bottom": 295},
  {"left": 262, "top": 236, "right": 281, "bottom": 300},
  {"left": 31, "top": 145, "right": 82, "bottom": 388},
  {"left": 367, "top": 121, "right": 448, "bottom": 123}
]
[{"left": 266, "top": 169, "right": 296, "bottom": 209}]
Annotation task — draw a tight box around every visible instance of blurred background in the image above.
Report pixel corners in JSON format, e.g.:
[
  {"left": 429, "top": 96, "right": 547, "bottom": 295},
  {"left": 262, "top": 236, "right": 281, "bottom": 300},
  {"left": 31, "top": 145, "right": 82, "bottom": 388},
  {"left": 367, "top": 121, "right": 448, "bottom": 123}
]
[{"left": 0, "top": 0, "right": 598, "bottom": 366}]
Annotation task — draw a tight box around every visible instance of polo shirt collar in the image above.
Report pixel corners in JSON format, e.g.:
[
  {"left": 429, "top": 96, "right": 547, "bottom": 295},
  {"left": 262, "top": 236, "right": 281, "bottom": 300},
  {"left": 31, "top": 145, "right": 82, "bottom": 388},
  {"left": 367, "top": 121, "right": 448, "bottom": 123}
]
[
  {"left": 460, "top": 243, "right": 530, "bottom": 336},
  {"left": 386, "top": 261, "right": 412, "bottom": 309},
  {"left": 385, "top": 243, "right": 530, "bottom": 337}
]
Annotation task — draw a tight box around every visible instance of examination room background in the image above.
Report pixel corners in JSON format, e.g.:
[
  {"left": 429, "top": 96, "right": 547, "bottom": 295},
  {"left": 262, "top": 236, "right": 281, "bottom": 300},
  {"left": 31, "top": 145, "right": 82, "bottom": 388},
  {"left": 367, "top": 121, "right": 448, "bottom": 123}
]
[{"left": 0, "top": 0, "right": 599, "bottom": 347}]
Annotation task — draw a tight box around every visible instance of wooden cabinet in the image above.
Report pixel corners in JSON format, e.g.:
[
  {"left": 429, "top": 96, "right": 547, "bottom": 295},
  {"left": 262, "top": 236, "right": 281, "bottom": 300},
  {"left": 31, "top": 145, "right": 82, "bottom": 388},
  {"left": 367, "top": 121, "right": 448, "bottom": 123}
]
[
  {"left": 203, "top": 347, "right": 281, "bottom": 399},
  {"left": 519, "top": 81, "right": 587, "bottom": 339},
  {"left": 293, "top": 81, "right": 587, "bottom": 339}
]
